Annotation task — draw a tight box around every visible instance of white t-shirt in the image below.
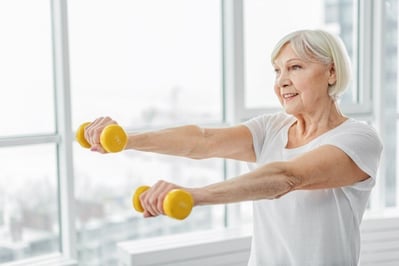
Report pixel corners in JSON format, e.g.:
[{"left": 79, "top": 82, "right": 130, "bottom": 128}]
[{"left": 243, "top": 112, "right": 383, "bottom": 266}]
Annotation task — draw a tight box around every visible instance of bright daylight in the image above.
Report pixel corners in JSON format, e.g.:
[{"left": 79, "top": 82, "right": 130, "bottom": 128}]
[{"left": 0, "top": 0, "right": 398, "bottom": 266}]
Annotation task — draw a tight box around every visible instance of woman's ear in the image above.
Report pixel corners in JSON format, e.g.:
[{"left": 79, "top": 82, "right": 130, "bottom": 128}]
[{"left": 328, "top": 63, "right": 337, "bottom": 86}]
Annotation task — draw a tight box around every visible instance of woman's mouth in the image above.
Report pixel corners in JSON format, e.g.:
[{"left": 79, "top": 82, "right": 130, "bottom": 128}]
[{"left": 282, "top": 93, "right": 299, "bottom": 99}]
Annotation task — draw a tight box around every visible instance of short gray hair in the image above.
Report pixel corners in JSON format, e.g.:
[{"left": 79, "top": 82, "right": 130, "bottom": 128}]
[{"left": 271, "top": 29, "right": 352, "bottom": 100}]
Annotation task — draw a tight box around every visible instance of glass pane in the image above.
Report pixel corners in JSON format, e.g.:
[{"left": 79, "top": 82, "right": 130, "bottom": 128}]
[
  {"left": 0, "top": 1, "right": 55, "bottom": 137},
  {"left": 384, "top": 0, "right": 398, "bottom": 207},
  {"left": 243, "top": 0, "right": 356, "bottom": 108},
  {"left": 69, "top": 0, "right": 222, "bottom": 129},
  {"left": 0, "top": 144, "right": 60, "bottom": 263},
  {"left": 68, "top": 1, "right": 223, "bottom": 265},
  {"left": 397, "top": 119, "right": 399, "bottom": 207},
  {"left": 389, "top": 0, "right": 399, "bottom": 115}
]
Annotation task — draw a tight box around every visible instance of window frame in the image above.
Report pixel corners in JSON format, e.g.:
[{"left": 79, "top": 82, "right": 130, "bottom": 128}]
[
  {"left": 0, "top": 0, "right": 76, "bottom": 264},
  {"left": 228, "top": 0, "right": 375, "bottom": 122},
  {"left": 51, "top": 0, "right": 76, "bottom": 259}
]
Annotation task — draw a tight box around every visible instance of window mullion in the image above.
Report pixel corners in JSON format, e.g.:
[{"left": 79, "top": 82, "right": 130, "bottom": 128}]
[
  {"left": 222, "top": 0, "right": 248, "bottom": 227},
  {"left": 367, "top": 0, "right": 387, "bottom": 210},
  {"left": 222, "top": 0, "right": 244, "bottom": 125},
  {"left": 51, "top": 0, "right": 76, "bottom": 260}
]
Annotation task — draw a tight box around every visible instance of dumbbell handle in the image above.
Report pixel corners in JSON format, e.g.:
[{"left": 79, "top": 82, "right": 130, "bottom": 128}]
[
  {"left": 132, "top": 185, "right": 194, "bottom": 220},
  {"left": 76, "top": 122, "right": 128, "bottom": 153}
]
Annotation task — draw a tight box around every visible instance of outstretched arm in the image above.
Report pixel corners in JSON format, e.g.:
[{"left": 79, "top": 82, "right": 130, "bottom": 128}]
[
  {"left": 191, "top": 144, "right": 368, "bottom": 206},
  {"left": 126, "top": 124, "right": 255, "bottom": 161},
  {"left": 84, "top": 116, "right": 256, "bottom": 162},
  {"left": 139, "top": 144, "right": 369, "bottom": 217}
]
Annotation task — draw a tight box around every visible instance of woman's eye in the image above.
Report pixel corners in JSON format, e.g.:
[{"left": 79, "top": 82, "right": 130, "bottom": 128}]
[{"left": 291, "top": 65, "right": 301, "bottom": 70}]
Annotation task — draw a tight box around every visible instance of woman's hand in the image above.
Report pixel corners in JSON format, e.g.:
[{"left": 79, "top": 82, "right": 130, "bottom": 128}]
[
  {"left": 84, "top": 116, "right": 118, "bottom": 153},
  {"left": 139, "top": 180, "right": 187, "bottom": 218}
]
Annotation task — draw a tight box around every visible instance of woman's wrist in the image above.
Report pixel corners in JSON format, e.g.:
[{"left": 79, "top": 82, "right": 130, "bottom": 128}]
[{"left": 187, "top": 187, "right": 211, "bottom": 207}]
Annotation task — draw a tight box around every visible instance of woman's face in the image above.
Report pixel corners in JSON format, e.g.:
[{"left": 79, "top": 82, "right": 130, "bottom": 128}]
[{"left": 272, "top": 43, "right": 336, "bottom": 116}]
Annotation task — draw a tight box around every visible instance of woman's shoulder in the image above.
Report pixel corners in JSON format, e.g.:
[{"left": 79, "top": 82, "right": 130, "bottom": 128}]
[
  {"left": 327, "top": 118, "right": 382, "bottom": 149},
  {"left": 245, "top": 112, "right": 295, "bottom": 127},
  {"left": 338, "top": 118, "right": 380, "bottom": 135},
  {"left": 242, "top": 112, "right": 295, "bottom": 143}
]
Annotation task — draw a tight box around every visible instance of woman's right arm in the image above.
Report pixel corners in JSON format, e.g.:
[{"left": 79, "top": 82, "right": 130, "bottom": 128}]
[{"left": 85, "top": 117, "right": 256, "bottom": 162}]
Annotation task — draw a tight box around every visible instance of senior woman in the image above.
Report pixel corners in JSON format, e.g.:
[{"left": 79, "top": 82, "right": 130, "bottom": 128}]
[{"left": 84, "top": 29, "right": 382, "bottom": 265}]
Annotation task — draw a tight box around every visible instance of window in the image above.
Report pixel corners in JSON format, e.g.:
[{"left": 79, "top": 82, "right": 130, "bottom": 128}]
[
  {"left": 384, "top": 0, "right": 398, "bottom": 207},
  {"left": 0, "top": 0, "right": 54, "bottom": 137},
  {"left": 0, "top": 0, "right": 60, "bottom": 263},
  {"left": 68, "top": 1, "right": 223, "bottom": 265},
  {"left": 0, "top": 145, "right": 60, "bottom": 262},
  {"left": 243, "top": 0, "right": 357, "bottom": 110},
  {"left": 68, "top": 0, "right": 222, "bottom": 127},
  {"left": 1, "top": 0, "right": 398, "bottom": 265}
]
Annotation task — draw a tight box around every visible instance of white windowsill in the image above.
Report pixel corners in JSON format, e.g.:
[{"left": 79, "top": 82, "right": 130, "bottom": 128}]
[
  {"left": 1, "top": 253, "right": 77, "bottom": 266},
  {"left": 117, "top": 226, "right": 252, "bottom": 266}
]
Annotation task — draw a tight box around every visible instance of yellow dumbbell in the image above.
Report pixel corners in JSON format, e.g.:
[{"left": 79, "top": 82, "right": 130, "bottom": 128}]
[
  {"left": 76, "top": 122, "right": 128, "bottom": 153},
  {"left": 132, "top": 185, "right": 194, "bottom": 220}
]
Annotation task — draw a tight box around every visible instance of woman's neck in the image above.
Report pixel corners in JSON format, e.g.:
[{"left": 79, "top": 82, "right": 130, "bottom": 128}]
[{"left": 287, "top": 100, "right": 347, "bottom": 148}]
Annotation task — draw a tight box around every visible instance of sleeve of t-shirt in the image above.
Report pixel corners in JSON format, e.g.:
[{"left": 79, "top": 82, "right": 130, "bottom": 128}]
[
  {"left": 242, "top": 114, "right": 268, "bottom": 161},
  {"left": 242, "top": 112, "right": 288, "bottom": 162},
  {"left": 325, "top": 121, "right": 383, "bottom": 180}
]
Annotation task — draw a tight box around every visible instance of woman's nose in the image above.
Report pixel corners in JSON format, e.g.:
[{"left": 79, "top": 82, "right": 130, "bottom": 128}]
[{"left": 276, "top": 71, "right": 291, "bottom": 88}]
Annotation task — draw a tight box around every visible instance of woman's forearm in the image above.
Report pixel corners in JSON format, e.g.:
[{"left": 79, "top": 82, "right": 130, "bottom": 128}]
[
  {"left": 191, "top": 162, "right": 302, "bottom": 206},
  {"left": 125, "top": 124, "right": 256, "bottom": 162},
  {"left": 126, "top": 125, "right": 209, "bottom": 159}
]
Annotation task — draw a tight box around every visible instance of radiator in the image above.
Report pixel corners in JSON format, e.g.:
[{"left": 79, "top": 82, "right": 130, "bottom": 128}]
[{"left": 118, "top": 217, "right": 399, "bottom": 266}]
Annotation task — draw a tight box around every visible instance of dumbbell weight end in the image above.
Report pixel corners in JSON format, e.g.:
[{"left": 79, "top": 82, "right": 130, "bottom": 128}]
[{"left": 76, "top": 122, "right": 128, "bottom": 153}]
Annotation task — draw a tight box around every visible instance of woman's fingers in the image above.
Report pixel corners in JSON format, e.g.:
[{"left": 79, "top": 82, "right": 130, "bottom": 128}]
[
  {"left": 84, "top": 117, "right": 117, "bottom": 153},
  {"left": 139, "top": 180, "right": 181, "bottom": 218},
  {"left": 140, "top": 189, "right": 160, "bottom": 217}
]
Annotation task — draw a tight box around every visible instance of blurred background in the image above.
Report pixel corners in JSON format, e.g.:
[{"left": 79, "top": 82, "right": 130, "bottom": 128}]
[{"left": 0, "top": 0, "right": 397, "bottom": 265}]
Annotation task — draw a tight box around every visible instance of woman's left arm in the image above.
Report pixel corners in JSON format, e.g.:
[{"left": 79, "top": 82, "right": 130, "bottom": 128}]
[
  {"left": 287, "top": 144, "right": 369, "bottom": 189},
  {"left": 140, "top": 145, "right": 368, "bottom": 215},
  {"left": 192, "top": 145, "right": 367, "bottom": 206}
]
